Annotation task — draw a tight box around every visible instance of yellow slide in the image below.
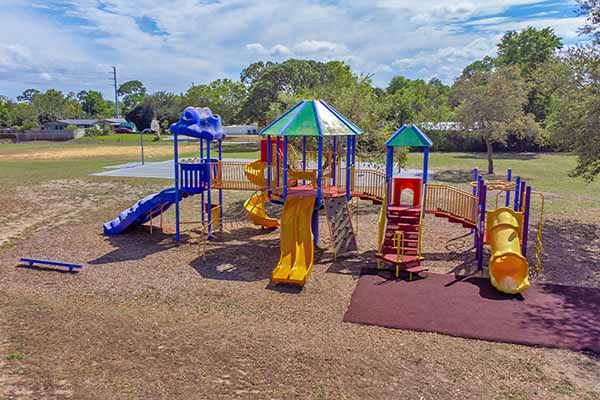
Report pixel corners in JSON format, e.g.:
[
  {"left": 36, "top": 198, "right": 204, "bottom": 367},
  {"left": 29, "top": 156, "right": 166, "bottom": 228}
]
[
  {"left": 272, "top": 195, "right": 316, "bottom": 286},
  {"left": 244, "top": 191, "right": 279, "bottom": 228},
  {"left": 243, "top": 160, "right": 278, "bottom": 228},
  {"left": 244, "top": 159, "right": 267, "bottom": 187},
  {"left": 486, "top": 207, "right": 530, "bottom": 294}
]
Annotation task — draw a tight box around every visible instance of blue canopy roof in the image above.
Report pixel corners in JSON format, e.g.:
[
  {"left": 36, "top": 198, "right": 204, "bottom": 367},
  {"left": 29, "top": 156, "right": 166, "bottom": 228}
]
[{"left": 170, "top": 107, "right": 226, "bottom": 140}]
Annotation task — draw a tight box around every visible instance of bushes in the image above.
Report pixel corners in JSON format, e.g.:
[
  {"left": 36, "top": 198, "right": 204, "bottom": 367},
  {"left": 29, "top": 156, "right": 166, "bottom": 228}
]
[
  {"left": 425, "top": 129, "right": 562, "bottom": 152},
  {"left": 84, "top": 126, "right": 108, "bottom": 137}
]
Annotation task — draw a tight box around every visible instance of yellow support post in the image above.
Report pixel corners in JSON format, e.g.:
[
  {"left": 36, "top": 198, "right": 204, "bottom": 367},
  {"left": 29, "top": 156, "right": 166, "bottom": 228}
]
[{"left": 393, "top": 231, "right": 405, "bottom": 278}]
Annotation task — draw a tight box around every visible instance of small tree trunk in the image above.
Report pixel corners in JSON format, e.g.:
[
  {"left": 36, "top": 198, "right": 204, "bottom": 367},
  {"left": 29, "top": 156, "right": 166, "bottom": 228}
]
[{"left": 484, "top": 138, "right": 494, "bottom": 175}]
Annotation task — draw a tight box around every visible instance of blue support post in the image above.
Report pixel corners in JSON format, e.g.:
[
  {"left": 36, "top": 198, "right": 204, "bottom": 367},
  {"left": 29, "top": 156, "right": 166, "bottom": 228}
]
[
  {"left": 422, "top": 146, "right": 429, "bottom": 211},
  {"left": 518, "top": 180, "right": 526, "bottom": 212},
  {"left": 200, "top": 139, "right": 205, "bottom": 224},
  {"left": 522, "top": 186, "right": 532, "bottom": 256},
  {"left": 311, "top": 207, "right": 319, "bottom": 248},
  {"left": 206, "top": 140, "right": 212, "bottom": 238},
  {"left": 317, "top": 136, "right": 323, "bottom": 205},
  {"left": 314, "top": 136, "right": 323, "bottom": 246},
  {"left": 302, "top": 136, "right": 307, "bottom": 185},
  {"left": 422, "top": 147, "right": 429, "bottom": 185},
  {"left": 345, "top": 136, "right": 351, "bottom": 200},
  {"left": 266, "top": 135, "right": 272, "bottom": 198},
  {"left": 514, "top": 176, "right": 521, "bottom": 211},
  {"left": 276, "top": 136, "right": 281, "bottom": 187},
  {"left": 332, "top": 136, "right": 337, "bottom": 186},
  {"left": 218, "top": 139, "right": 223, "bottom": 232},
  {"left": 385, "top": 146, "right": 394, "bottom": 208},
  {"left": 472, "top": 168, "right": 479, "bottom": 197},
  {"left": 174, "top": 133, "right": 180, "bottom": 242},
  {"left": 283, "top": 136, "right": 288, "bottom": 199},
  {"left": 351, "top": 135, "right": 357, "bottom": 166},
  {"left": 505, "top": 168, "right": 512, "bottom": 207},
  {"left": 302, "top": 136, "right": 307, "bottom": 171}
]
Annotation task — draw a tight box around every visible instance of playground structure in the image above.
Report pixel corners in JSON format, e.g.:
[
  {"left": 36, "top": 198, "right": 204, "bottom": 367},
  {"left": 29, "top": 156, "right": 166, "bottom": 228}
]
[
  {"left": 103, "top": 102, "right": 544, "bottom": 294},
  {"left": 376, "top": 125, "right": 544, "bottom": 294}
]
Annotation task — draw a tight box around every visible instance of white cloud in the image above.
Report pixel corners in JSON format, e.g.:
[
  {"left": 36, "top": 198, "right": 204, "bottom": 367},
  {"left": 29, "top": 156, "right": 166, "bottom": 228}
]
[
  {"left": 0, "top": 0, "right": 587, "bottom": 97},
  {"left": 246, "top": 40, "right": 348, "bottom": 59},
  {"left": 392, "top": 36, "right": 500, "bottom": 81},
  {"left": 294, "top": 40, "right": 348, "bottom": 55}
]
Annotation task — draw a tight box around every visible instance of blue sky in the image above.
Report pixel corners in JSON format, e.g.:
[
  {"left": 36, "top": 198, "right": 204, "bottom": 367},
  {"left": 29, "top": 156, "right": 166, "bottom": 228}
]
[{"left": 0, "top": 0, "right": 585, "bottom": 99}]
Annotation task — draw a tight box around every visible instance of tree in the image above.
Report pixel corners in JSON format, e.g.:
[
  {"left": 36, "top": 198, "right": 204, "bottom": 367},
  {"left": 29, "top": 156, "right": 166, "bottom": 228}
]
[
  {"left": 497, "top": 27, "right": 563, "bottom": 76},
  {"left": 7, "top": 101, "right": 36, "bottom": 127},
  {"left": 452, "top": 66, "right": 540, "bottom": 174},
  {"left": 383, "top": 76, "right": 452, "bottom": 128},
  {"left": 117, "top": 80, "right": 147, "bottom": 114},
  {"left": 0, "top": 96, "right": 11, "bottom": 128},
  {"left": 461, "top": 56, "right": 496, "bottom": 78},
  {"left": 126, "top": 103, "right": 154, "bottom": 131},
  {"left": 31, "top": 89, "right": 66, "bottom": 124},
  {"left": 184, "top": 79, "right": 246, "bottom": 123},
  {"left": 78, "top": 90, "right": 111, "bottom": 117},
  {"left": 16, "top": 88, "right": 40, "bottom": 103},
  {"left": 239, "top": 59, "right": 330, "bottom": 124},
  {"left": 145, "top": 91, "right": 182, "bottom": 126},
  {"left": 578, "top": 0, "right": 600, "bottom": 45}
]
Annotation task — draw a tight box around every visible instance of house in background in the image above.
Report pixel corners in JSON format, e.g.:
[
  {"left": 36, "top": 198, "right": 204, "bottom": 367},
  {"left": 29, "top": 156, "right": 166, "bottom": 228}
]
[
  {"left": 42, "top": 119, "right": 100, "bottom": 131},
  {"left": 101, "top": 118, "right": 128, "bottom": 129}
]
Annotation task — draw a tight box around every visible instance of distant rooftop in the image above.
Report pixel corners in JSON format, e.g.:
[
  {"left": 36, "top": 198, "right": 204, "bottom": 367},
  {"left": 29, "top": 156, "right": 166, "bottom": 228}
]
[{"left": 56, "top": 119, "right": 99, "bottom": 125}]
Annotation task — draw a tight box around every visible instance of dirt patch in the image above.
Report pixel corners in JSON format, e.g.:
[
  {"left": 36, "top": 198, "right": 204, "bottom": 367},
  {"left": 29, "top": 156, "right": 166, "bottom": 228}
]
[{"left": 0, "top": 179, "right": 161, "bottom": 248}]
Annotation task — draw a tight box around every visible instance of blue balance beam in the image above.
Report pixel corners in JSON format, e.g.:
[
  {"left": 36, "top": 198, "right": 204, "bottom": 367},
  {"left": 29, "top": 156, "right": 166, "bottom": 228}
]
[{"left": 20, "top": 258, "right": 83, "bottom": 273}]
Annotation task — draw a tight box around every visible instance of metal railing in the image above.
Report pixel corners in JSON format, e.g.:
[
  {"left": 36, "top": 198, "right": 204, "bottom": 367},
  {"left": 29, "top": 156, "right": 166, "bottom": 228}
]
[
  {"left": 352, "top": 168, "right": 386, "bottom": 202},
  {"left": 425, "top": 183, "right": 479, "bottom": 227}
]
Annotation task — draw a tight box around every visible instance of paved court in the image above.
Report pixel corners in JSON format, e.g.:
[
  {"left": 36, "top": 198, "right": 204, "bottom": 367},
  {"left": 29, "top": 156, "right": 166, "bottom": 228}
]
[{"left": 93, "top": 160, "right": 433, "bottom": 181}]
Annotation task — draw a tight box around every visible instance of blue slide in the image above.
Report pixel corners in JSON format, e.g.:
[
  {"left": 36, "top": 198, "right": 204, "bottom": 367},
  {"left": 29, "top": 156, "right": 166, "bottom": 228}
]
[{"left": 103, "top": 188, "right": 186, "bottom": 235}]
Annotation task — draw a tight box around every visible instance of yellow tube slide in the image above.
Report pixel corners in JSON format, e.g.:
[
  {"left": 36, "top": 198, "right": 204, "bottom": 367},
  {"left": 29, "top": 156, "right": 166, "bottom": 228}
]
[
  {"left": 486, "top": 207, "right": 530, "bottom": 294},
  {"left": 244, "top": 192, "right": 279, "bottom": 228},
  {"left": 244, "top": 160, "right": 267, "bottom": 188},
  {"left": 243, "top": 160, "right": 278, "bottom": 228},
  {"left": 272, "top": 195, "right": 316, "bottom": 286}
]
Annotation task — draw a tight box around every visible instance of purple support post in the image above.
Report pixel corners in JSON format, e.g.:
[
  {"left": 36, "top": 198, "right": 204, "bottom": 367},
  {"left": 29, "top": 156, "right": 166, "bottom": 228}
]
[
  {"left": 475, "top": 176, "right": 483, "bottom": 248},
  {"left": 522, "top": 186, "right": 532, "bottom": 256},
  {"left": 505, "top": 168, "right": 512, "bottom": 207},
  {"left": 513, "top": 176, "right": 521, "bottom": 211},
  {"left": 471, "top": 168, "right": 478, "bottom": 236},
  {"left": 477, "top": 184, "right": 487, "bottom": 271},
  {"left": 266, "top": 135, "right": 272, "bottom": 198}
]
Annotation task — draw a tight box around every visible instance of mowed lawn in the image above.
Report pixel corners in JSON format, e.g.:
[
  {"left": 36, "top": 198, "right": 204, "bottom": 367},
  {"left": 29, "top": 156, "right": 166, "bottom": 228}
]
[{"left": 0, "top": 140, "right": 599, "bottom": 399}]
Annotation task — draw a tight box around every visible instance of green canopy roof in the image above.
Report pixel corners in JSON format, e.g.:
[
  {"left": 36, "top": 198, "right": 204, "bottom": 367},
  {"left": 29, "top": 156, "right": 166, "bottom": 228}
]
[
  {"left": 385, "top": 124, "right": 433, "bottom": 147},
  {"left": 260, "top": 100, "right": 363, "bottom": 137}
]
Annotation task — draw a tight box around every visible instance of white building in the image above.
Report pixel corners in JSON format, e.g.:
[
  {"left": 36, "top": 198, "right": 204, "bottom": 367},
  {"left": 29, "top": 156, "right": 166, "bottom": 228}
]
[{"left": 222, "top": 125, "right": 259, "bottom": 135}]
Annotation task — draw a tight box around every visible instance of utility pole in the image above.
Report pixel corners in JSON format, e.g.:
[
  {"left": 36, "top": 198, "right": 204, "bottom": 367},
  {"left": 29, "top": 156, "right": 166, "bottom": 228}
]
[{"left": 111, "top": 66, "right": 119, "bottom": 118}]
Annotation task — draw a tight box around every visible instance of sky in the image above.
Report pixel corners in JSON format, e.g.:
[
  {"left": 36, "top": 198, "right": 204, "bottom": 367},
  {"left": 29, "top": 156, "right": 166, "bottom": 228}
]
[{"left": 0, "top": 0, "right": 586, "bottom": 99}]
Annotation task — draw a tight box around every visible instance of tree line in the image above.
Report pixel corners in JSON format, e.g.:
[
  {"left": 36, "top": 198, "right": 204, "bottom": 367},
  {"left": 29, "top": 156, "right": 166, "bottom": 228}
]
[{"left": 1, "top": 1, "right": 598, "bottom": 179}]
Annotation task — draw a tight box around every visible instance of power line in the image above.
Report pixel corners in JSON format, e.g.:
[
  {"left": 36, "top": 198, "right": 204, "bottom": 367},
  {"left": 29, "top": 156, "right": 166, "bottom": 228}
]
[{"left": 111, "top": 66, "right": 119, "bottom": 118}]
